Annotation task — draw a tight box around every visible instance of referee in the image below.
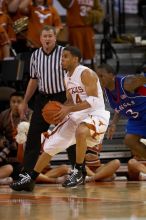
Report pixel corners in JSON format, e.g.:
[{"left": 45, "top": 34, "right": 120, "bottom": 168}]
[{"left": 18, "top": 25, "right": 75, "bottom": 173}]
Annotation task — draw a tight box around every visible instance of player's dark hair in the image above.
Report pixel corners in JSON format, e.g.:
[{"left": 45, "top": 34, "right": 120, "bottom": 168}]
[
  {"left": 97, "top": 63, "right": 116, "bottom": 75},
  {"left": 64, "top": 46, "right": 82, "bottom": 62}
]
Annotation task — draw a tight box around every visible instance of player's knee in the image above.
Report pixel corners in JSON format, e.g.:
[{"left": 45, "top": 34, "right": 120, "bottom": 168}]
[
  {"left": 75, "top": 123, "right": 89, "bottom": 139},
  {"left": 128, "top": 158, "right": 137, "bottom": 167},
  {"left": 124, "top": 135, "right": 135, "bottom": 147},
  {"left": 114, "top": 159, "right": 121, "bottom": 169},
  {"left": 124, "top": 134, "right": 140, "bottom": 147}
]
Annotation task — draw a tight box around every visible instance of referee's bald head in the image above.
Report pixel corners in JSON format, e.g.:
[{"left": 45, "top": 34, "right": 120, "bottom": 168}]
[{"left": 40, "top": 25, "right": 56, "bottom": 36}]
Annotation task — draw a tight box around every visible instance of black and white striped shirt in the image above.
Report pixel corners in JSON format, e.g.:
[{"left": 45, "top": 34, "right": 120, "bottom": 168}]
[{"left": 30, "top": 45, "right": 66, "bottom": 94}]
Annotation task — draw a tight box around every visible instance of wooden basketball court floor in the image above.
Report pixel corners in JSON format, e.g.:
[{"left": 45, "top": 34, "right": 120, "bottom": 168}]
[{"left": 0, "top": 181, "right": 146, "bottom": 220}]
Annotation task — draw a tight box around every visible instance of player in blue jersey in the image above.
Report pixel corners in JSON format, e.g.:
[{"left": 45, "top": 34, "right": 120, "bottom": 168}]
[{"left": 96, "top": 63, "right": 146, "bottom": 159}]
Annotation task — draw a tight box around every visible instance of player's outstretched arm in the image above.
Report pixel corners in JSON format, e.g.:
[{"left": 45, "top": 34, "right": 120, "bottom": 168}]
[{"left": 107, "top": 112, "right": 120, "bottom": 140}]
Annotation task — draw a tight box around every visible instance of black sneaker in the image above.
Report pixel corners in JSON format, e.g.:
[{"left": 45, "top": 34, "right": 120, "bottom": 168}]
[
  {"left": 62, "top": 168, "right": 85, "bottom": 188},
  {"left": 10, "top": 173, "right": 35, "bottom": 192}
]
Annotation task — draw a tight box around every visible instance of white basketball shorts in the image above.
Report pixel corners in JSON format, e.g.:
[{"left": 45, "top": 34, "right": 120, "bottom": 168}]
[{"left": 43, "top": 110, "right": 110, "bottom": 156}]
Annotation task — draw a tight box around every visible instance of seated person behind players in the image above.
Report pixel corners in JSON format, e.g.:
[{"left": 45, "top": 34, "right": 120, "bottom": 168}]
[
  {"left": 127, "top": 139, "right": 146, "bottom": 181},
  {"left": 85, "top": 144, "right": 120, "bottom": 182},
  {"left": 0, "top": 92, "right": 32, "bottom": 180},
  {"left": 85, "top": 144, "right": 146, "bottom": 182},
  {"left": 127, "top": 156, "right": 146, "bottom": 181},
  {"left": 0, "top": 92, "right": 69, "bottom": 184},
  {"left": 107, "top": 116, "right": 146, "bottom": 181}
]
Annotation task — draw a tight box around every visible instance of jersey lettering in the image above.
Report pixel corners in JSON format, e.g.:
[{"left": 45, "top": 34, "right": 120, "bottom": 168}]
[{"left": 69, "top": 86, "right": 84, "bottom": 94}]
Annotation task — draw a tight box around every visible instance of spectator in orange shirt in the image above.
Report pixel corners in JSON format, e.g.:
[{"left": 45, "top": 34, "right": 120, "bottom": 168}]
[
  {"left": 0, "top": 3, "right": 16, "bottom": 43},
  {"left": 58, "top": 0, "right": 104, "bottom": 69},
  {"left": 7, "top": 0, "right": 54, "bottom": 52},
  {"left": 16, "top": 0, "right": 63, "bottom": 49},
  {"left": 7, "top": 0, "right": 29, "bottom": 53}
]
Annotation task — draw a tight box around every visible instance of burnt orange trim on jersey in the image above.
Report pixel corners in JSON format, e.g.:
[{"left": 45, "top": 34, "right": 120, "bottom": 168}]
[
  {"left": 41, "top": 117, "right": 70, "bottom": 152},
  {"left": 85, "top": 122, "right": 105, "bottom": 139},
  {"left": 43, "top": 117, "right": 70, "bottom": 139},
  {"left": 87, "top": 144, "right": 102, "bottom": 154}
]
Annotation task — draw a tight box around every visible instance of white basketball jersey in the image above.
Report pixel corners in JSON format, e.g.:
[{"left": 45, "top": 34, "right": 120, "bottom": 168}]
[{"left": 64, "top": 65, "right": 106, "bottom": 112}]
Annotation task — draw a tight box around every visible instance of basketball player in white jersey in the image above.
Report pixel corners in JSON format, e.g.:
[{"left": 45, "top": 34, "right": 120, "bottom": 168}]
[{"left": 10, "top": 46, "right": 110, "bottom": 191}]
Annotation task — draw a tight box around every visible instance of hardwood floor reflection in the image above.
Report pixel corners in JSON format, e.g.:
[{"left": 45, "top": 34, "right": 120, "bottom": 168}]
[{"left": 0, "top": 181, "right": 146, "bottom": 220}]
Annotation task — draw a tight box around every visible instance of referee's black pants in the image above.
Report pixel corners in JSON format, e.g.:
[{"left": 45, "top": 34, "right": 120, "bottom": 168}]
[{"left": 23, "top": 92, "right": 76, "bottom": 173}]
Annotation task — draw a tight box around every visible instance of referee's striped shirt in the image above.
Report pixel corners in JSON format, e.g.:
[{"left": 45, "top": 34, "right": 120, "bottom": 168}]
[{"left": 30, "top": 45, "right": 66, "bottom": 94}]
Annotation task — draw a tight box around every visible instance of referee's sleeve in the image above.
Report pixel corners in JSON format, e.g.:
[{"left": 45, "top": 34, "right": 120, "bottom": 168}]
[{"left": 30, "top": 52, "right": 37, "bottom": 79}]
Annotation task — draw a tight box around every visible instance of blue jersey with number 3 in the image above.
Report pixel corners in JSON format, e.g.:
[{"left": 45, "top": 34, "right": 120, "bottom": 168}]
[{"left": 105, "top": 75, "right": 146, "bottom": 121}]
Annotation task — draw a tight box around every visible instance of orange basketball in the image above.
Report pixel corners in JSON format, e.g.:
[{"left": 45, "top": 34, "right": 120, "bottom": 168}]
[{"left": 42, "top": 101, "right": 61, "bottom": 125}]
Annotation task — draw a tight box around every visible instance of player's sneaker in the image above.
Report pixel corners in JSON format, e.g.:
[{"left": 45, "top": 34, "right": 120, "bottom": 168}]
[
  {"left": 10, "top": 173, "right": 35, "bottom": 191},
  {"left": 62, "top": 168, "right": 85, "bottom": 188}
]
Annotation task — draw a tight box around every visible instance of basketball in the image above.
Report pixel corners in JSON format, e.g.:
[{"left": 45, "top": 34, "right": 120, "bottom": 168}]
[{"left": 42, "top": 101, "right": 62, "bottom": 125}]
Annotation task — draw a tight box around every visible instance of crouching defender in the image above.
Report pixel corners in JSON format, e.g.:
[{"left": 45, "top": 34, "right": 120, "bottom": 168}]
[{"left": 10, "top": 46, "right": 110, "bottom": 191}]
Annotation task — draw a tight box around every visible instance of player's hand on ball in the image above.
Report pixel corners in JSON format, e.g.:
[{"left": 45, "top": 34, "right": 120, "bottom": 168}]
[{"left": 53, "top": 105, "right": 71, "bottom": 123}]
